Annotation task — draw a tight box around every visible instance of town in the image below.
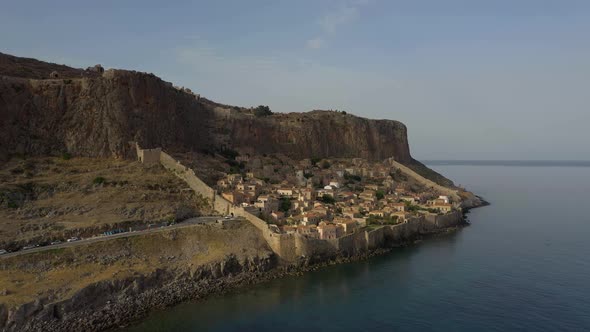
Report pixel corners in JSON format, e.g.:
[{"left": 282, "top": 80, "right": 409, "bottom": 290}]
[{"left": 215, "top": 154, "right": 458, "bottom": 241}]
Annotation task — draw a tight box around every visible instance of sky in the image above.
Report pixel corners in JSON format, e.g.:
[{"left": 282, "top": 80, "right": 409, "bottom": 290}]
[{"left": 1, "top": 0, "right": 589, "bottom": 160}]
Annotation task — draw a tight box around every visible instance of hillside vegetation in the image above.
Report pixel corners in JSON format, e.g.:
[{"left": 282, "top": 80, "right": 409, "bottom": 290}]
[{"left": 0, "top": 157, "right": 211, "bottom": 249}]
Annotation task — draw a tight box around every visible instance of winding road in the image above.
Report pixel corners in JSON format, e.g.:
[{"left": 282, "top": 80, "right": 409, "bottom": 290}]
[{"left": 0, "top": 216, "right": 233, "bottom": 259}]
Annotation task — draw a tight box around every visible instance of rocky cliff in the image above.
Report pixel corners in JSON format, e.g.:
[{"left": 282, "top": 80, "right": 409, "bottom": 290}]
[{"left": 0, "top": 53, "right": 451, "bottom": 185}]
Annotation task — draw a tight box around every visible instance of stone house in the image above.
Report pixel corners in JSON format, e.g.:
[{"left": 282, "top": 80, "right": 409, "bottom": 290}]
[
  {"left": 297, "top": 225, "right": 319, "bottom": 238},
  {"left": 368, "top": 210, "right": 389, "bottom": 218},
  {"left": 222, "top": 191, "right": 243, "bottom": 205},
  {"left": 391, "top": 202, "right": 406, "bottom": 212},
  {"left": 277, "top": 188, "right": 294, "bottom": 197},
  {"left": 317, "top": 222, "right": 344, "bottom": 240},
  {"left": 302, "top": 212, "right": 322, "bottom": 226},
  {"left": 336, "top": 219, "right": 358, "bottom": 234},
  {"left": 434, "top": 203, "right": 453, "bottom": 213}
]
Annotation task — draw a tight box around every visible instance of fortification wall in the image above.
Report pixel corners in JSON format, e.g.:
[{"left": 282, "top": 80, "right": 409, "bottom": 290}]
[
  {"left": 297, "top": 236, "right": 338, "bottom": 258},
  {"left": 214, "top": 194, "right": 231, "bottom": 215},
  {"left": 365, "top": 227, "right": 387, "bottom": 250},
  {"left": 159, "top": 152, "right": 216, "bottom": 203},
  {"left": 331, "top": 231, "right": 368, "bottom": 255},
  {"left": 232, "top": 206, "right": 299, "bottom": 261},
  {"left": 383, "top": 217, "right": 424, "bottom": 243},
  {"left": 141, "top": 148, "right": 465, "bottom": 263},
  {"left": 425, "top": 211, "right": 463, "bottom": 228},
  {"left": 388, "top": 158, "right": 459, "bottom": 200}
]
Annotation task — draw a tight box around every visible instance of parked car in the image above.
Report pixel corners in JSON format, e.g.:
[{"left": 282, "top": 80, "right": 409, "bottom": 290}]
[
  {"left": 67, "top": 237, "right": 80, "bottom": 242},
  {"left": 50, "top": 241, "right": 62, "bottom": 245},
  {"left": 22, "top": 244, "right": 38, "bottom": 250},
  {"left": 0, "top": 249, "right": 7, "bottom": 255}
]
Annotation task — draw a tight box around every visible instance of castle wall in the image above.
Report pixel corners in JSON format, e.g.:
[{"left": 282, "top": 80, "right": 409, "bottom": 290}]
[
  {"left": 135, "top": 143, "right": 161, "bottom": 165},
  {"left": 137, "top": 145, "right": 464, "bottom": 263},
  {"left": 159, "top": 152, "right": 215, "bottom": 203},
  {"left": 388, "top": 158, "right": 459, "bottom": 201},
  {"left": 425, "top": 211, "right": 463, "bottom": 228},
  {"left": 296, "top": 235, "right": 338, "bottom": 258}
]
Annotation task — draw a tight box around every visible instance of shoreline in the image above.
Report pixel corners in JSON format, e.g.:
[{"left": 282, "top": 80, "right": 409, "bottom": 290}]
[
  {"left": 118, "top": 221, "right": 471, "bottom": 331},
  {"left": 2, "top": 200, "right": 488, "bottom": 332}
]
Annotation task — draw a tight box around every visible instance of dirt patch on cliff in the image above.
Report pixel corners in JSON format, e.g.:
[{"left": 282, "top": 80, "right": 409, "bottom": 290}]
[{"left": 0, "top": 157, "right": 212, "bottom": 248}]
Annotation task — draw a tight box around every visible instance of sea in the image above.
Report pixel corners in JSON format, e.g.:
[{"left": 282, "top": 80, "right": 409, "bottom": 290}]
[{"left": 124, "top": 161, "right": 590, "bottom": 332}]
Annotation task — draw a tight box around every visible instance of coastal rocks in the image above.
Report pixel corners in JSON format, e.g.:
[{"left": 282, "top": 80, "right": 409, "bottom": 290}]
[
  {"left": 0, "top": 213, "right": 466, "bottom": 332},
  {"left": 1, "top": 253, "right": 275, "bottom": 332}
]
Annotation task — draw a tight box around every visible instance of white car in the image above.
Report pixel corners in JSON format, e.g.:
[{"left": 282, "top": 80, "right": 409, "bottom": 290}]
[
  {"left": 0, "top": 249, "right": 7, "bottom": 255},
  {"left": 67, "top": 237, "right": 80, "bottom": 242}
]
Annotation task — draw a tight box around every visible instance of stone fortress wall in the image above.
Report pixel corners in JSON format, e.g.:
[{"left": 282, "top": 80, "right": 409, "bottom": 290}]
[
  {"left": 387, "top": 158, "right": 460, "bottom": 201},
  {"left": 135, "top": 144, "right": 463, "bottom": 262},
  {"left": 135, "top": 143, "right": 161, "bottom": 165}
]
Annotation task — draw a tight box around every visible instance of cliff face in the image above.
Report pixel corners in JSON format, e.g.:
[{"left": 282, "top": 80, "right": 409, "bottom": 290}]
[
  {"left": 218, "top": 110, "right": 411, "bottom": 162},
  {"left": 0, "top": 71, "right": 214, "bottom": 159},
  {"left": 0, "top": 53, "right": 444, "bottom": 182},
  {"left": 0, "top": 52, "right": 100, "bottom": 79},
  {"left": 0, "top": 70, "right": 411, "bottom": 162}
]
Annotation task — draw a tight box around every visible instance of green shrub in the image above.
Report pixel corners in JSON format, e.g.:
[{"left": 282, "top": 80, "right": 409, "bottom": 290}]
[
  {"left": 279, "top": 197, "right": 292, "bottom": 213},
  {"left": 253, "top": 105, "right": 273, "bottom": 117},
  {"left": 320, "top": 194, "right": 336, "bottom": 204},
  {"left": 344, "top": 173, "right": 361, "bottom": 182},
  {"left": 61, "top": 152, "right": 72, "bottom": 160},
  {"left": 376, "top": 190, "right": 385, "bottom": 200},
  {"left": 93, "top": 176, "right": 106, "bottom": 185}
]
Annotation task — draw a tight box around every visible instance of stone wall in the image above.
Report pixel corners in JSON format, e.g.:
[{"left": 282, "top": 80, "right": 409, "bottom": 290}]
[
  {"left": 425, "top": 211, "right": 463, "bottom": 228},
  {"left": 157, "top": 151, "right": 299, "bottom": 261},
  {"left": 144, "top": 148, "right": 464, "bottom": 263},
  {"left": 159, "top": 151, "right": 215, "bottom": 203},
  {"left": 135, "top": 144, "right": 161, "bottom": 164},
  {"left": 388, "top": 158, "right": 459, "bottom": 200}
]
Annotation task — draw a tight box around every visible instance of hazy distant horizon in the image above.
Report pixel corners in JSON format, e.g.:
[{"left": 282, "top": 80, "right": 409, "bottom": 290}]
[{"left": 423, "top": 160, "right": 590, "bottom": 167}]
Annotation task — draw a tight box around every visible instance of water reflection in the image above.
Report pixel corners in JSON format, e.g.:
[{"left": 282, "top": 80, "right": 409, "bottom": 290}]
[{"left": 125, "top": 229, "right": 465, "bottom": 332}]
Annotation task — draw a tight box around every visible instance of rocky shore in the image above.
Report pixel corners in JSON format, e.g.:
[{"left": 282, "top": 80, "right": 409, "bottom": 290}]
[{"left": 0, "top": 207, "right": 482, "bottom": 332}]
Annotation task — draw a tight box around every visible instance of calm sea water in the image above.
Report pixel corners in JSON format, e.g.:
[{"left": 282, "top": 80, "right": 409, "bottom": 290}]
[{"left": 125, "top": 163, "right": 590, "bottom": 332}]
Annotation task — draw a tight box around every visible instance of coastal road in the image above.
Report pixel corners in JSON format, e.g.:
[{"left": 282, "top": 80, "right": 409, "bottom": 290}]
[{"left": 0, "top": 216, "right": 233, "bottom": 259}]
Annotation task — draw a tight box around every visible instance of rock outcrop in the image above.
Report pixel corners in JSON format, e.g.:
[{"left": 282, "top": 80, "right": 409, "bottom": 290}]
[
  {"left": 0, "top": 253, "right": 275, "bottom": 332},
  {"left": 0, "top": 52, "right": 452, "bottom": 186}
]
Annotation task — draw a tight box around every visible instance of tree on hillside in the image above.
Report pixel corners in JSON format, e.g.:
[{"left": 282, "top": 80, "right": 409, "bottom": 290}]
[
  {"left": 254, "top": 105, "right": 273, "bottom": 117},
  {"left": 376, "top": 190, "right": 385, "bottom": 200},
  {"left": 279, "top": 197, "right": 292, "bottom": 213},
  {"left": 321, "top": 194, "right": 336, "bottom": 204}
]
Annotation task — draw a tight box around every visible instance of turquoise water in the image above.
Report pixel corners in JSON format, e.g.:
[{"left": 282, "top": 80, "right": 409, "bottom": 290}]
[{"left": 125, "top": 164, "right": 590, "bottom": 331}]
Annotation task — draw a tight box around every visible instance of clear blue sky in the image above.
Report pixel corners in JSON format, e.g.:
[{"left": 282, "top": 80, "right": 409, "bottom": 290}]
[{"left": 2, "top": 0, "right": 589, "bottom": 160}]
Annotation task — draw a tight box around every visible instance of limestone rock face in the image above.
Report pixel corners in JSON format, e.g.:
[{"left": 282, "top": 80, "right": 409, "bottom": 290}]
[
  {"left": 218, "top": 110, "right": 412, "bottom": 163},
  {"left": 0, "top": 52, "right": 413, "bottom": 165},
  {"left": 0, "top": 71, "right": 214, "bottom": 159},
  {"left": 0, "top": 52, "right": 100, "bottom": 79}
]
